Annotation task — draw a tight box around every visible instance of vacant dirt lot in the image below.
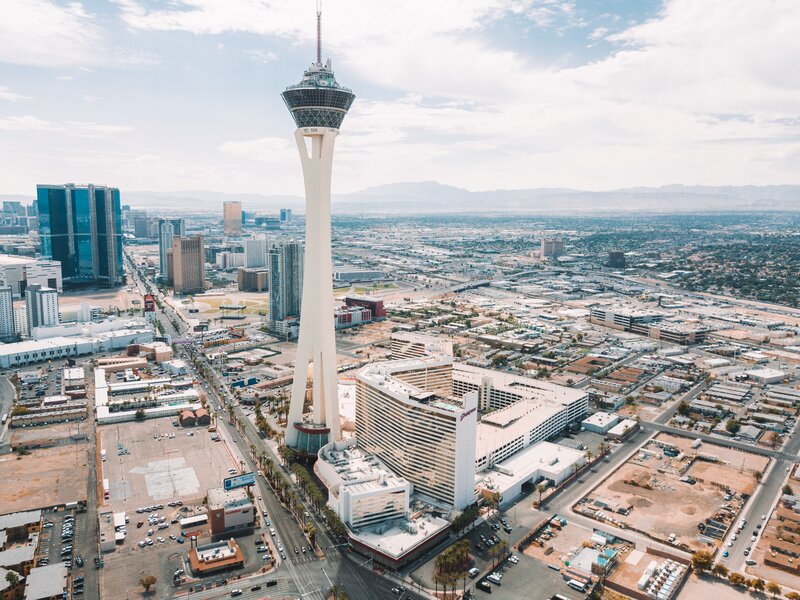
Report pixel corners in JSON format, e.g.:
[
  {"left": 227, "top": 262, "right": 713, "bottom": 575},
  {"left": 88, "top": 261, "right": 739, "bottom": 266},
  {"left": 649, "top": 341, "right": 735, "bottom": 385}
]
[
  {"left": 655, "top": 432, "right": 770, "bottom": 473},
  {"left": 0, "top": 445, "right": 89, "bottom": 512},
  {"left": 686, "top": 460, "right": 759, "bottom": 496}
]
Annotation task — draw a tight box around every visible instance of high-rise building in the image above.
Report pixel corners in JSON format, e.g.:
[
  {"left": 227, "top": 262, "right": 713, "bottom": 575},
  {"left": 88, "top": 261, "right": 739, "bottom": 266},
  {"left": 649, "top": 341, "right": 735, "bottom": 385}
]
[
  {"left": 355, "top": 357, "right": 478, "bottom": 510},
  {"left": 282, "top": 8, "right": 355, "bottom": 453},
  {"left": 223, "top": 201, "right": 242, "bottom": 236},
  {"left": 238, "top": 267, "right": 269, "bottom": 292},
  {"left": 36, "top": 184, "right": 124, "bottom": 285},
  {"left": 0, "top": 254, "right": 62, "bottom": 297},
  {"left": 244, "top": 236, "right": 268, "bottom": 268},
  {"left": 0, "top": 286, "right": 14, "bottom": 339},
  {"left": 607, "top": 250, "right": 626, "bottom": 268},
  {"left": 171, "top": 235, "right": 205, "bottom": 294},
  {"left": 280, "top": 208, "right": 292, "bottom": 223},
  {"left": 268, "top": 242, "right": 303, "bottom": 326},
  {"left": 158, "top": 219, "right": 186, "bottom": 277},
  {"left": 25, "top": 284, "right": 59, "bottom": 331},
  {"left": 13, "top": 305, "right": 28, "bottom": 338},
  {"left": 540, "top": 237, "right": 565, "bottom": 259}
]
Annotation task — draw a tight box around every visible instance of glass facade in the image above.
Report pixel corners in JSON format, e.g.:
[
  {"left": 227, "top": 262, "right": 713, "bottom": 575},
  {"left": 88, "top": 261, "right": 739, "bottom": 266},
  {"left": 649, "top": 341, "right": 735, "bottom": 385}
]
[
  {"left": 36, "top": 184, "right": 124, "bottom": 285},
  {"left": 282, "top": 62, "right": 355, "bottom": 130}
]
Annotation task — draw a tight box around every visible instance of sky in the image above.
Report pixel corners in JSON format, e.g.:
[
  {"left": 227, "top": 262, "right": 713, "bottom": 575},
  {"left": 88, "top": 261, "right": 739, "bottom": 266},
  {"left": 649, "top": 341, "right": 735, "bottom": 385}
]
[{"left": 1, "top": 0, "right": 799, "bottom": 198}]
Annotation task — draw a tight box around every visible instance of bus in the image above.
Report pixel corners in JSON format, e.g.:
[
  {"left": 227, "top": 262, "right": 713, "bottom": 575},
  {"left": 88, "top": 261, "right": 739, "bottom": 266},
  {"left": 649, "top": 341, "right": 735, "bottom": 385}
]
[
  {"left": 1, "top": 413, "right": 7, "bottom": 425},
  {"left": 567, "top": 579, "right": 588, "bottom": 593}
]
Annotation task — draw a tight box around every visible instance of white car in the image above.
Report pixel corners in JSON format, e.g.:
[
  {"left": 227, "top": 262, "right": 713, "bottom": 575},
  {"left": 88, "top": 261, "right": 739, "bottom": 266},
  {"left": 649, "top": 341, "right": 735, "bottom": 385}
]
[
  {"left": 156, "top": 537, "right": 165, "bottom": 543},
  {"left": 138, "top": 540, "right": 146, "bottom": 548},
  {"left": 751, "top": 536, "right": 757, "bottom": 542}
]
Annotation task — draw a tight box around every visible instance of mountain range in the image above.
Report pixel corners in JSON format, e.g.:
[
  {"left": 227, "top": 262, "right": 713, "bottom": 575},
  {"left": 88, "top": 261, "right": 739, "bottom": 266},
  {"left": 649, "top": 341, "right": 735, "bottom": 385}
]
[{"left": 4, "top": 182, "right": 799, "bottom": 214}]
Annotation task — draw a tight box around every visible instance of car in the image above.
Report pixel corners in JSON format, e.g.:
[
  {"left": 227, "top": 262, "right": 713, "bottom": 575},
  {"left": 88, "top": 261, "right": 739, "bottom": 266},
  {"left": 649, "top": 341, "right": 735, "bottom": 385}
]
[
  {"left": 74, "top": 577, "right": 84, "bottom": 584},
  {"left": 257, "top": 546, "right": 268, "bottom": 553},
  {"left": 145, "top": 538, "right": 154, "bottom": 546},
  {"left": 73, "top": 589, "right": 83, "bottom": 595},
  {"left": 43, "top": 522, "right": 54, "bottom": 528},
  {"left": 294, "top": 548, "right": 299, "bottom": 555},
  {"left": 75, "top": 556, "right": 84, "bottom": 567},
  {"left": 391, "top": 588, "right": 401, "bottom": 595},
  {"left": 751, "top": 536, "right": 757, "bottom": 542},
  {"left": 231, "top": 589, "right": 243, "bottom": 597},
  {"left": 302, "top": 547, "right": 307, "bottom": 553},
  {"left": 308, "top": 545, "right": 313, "bottom": 552},
  {"left": 732, "top": 534, "right": 737, "bottom": 541},
  {"left": 138, "top": 540, "right": 146, "bottom": 547},
  {"left": 744, "top": 549, "right": 750, "bottom": 556},
  {"left": 745, "top": 559, "right": 757, "bottom": 565},
  {"left": 762, "top": 514, "right": 767, "bottom": 520},
  {"left": 727, "top": 541, "right": 733, "bottom": 547},
  {"left": 176, "top": 537, "right": 185, "bottom": 544},
  {"left": 157, "top": 537, "right": 165, "bottom": 543},
  {"left": 756, "top": 523, "right": 762, "bottom": 529},
  {"left": 147, "top": 529, "right": 154, "bottom": 536},
  {"left": 251, "top": 585, "right": 262, "bottom": 591},
  {"left": 169, "top": 535, "right": 177, "bottom": 540},
  {"left": 265, "top": 520, "right": 271, "bottom": 527},
  {"left": 263, "top": 554, "right": 272, "bottom": 561},
  {"left": 469, "top": 567, "right": 480, "bottom": 578}
]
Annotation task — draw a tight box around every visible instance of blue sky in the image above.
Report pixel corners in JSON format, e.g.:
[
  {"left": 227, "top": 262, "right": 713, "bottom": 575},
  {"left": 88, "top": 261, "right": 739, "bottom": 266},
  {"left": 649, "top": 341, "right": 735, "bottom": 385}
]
[{"left": 1, "top": 0, "right": 798, "bottom": 197}]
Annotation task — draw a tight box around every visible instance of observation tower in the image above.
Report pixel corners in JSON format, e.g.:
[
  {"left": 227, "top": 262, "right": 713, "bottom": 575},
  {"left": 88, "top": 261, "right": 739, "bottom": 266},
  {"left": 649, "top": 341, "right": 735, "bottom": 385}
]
[{"left": 281, "top": 4, "right": 355, "bottom": 455}]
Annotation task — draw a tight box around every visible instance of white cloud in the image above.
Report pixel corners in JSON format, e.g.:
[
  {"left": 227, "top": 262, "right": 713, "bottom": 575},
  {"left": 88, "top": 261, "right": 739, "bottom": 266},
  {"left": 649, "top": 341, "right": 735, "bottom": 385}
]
[
  {"left": 83, "top": 96, "right": 101, "bottom": 103},
  {"left": 0, "top": 0, "right": 159, "bottom": 67},
  {"left": 0, "top": 115, "right": 133, "bottom": 136},
  {"left": 246, "top": 50, "right": 278, "bottom": 63},
  {"left": 0, "top": 86, "right": 32, "bottom": 103}
]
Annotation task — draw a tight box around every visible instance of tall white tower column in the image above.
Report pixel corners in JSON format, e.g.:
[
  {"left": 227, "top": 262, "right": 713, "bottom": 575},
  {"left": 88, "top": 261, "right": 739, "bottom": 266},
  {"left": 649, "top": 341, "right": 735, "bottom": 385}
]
[
  {"left": 285, "top": 128, "right": 341, "bottom": 448},
  {"left": 280, "top": 12, "right": 355, "bottom": 455}
]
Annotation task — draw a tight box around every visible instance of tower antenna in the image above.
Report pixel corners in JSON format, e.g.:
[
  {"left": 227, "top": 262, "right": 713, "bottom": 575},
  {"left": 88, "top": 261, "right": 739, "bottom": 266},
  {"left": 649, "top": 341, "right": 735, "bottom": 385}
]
[{"left": 316, "top": 0, "right": 322, "bottom": 65}]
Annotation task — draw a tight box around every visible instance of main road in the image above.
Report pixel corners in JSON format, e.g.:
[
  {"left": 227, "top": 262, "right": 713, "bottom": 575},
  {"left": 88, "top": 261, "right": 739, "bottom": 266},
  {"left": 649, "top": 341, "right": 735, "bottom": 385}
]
[{"left": 126, "top": 256, "right": 426, "bottom": 599}]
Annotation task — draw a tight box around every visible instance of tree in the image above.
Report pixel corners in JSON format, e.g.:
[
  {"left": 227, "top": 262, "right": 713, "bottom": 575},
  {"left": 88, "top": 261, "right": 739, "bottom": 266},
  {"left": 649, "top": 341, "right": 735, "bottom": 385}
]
[
  {"left": 5, "top": 571, "right": 19, "bottom": 587},
  {"left": 783, "top": 484, "right": 794, "bottom": 496},
  {"left": 677, "top": 400, "right": 690, "bottom": 416},
  {"left": 711, "top": 563, "right": 729, "bottom": 578},
  {"left": 755, "top": 470, "right": 763, "bottom": 483},
  {"left": 135, "top": 408, "right": 145, "bottom": 420},
  {"left": 751, "top": 578, "right": 766, "bottom": 593},
  {"left": 725, "top": 418, "right": 741, "bottom": 435},
  {"left": 139, "top": 574, "right": 157, "bottom": 594},
  {"left": 329, "top": 584, "right": 350, "bottom": 600},
  {"left": 785, "top": 592, "right": 800, "bottom": 600},
  {"left": 767, "top": 581, "right": 782, "bottom": 598},
  {"left": 691, "top": 550, "right": 714, "bottom": 572},
  {"left": 728, "top": 572, "right": 747, "bottom": 587}
]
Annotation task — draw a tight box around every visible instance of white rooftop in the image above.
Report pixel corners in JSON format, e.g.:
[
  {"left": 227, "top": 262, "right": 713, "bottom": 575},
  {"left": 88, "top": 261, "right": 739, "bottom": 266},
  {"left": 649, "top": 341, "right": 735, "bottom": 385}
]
[
  {"left": 349, "top": 513, "right": 450, "bottom": 559},
  {"left": 24, "top": 563, "right": 67, "bottom": 600},
  {"left": 476, "top": 399, "right": 564, "bottom": 459}
]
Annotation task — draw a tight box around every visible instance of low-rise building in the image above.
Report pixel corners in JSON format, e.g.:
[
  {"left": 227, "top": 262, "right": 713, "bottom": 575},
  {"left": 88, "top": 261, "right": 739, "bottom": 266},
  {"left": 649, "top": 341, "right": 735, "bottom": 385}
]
[
  {"left": 581, "top": 412, "right": 620, "bottom": 434},
  {"left": 23, "top": 563, "right": 68, "bottom": 600},
  {"left": 207, "top": 488, "right": 254, "bottom": 536}
]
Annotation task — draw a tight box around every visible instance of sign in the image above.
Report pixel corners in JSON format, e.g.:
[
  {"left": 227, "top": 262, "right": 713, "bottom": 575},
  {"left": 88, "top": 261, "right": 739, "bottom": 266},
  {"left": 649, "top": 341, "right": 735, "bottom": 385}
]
[{"left": 223, "top": 472, "right": 255, "bottom": 490}]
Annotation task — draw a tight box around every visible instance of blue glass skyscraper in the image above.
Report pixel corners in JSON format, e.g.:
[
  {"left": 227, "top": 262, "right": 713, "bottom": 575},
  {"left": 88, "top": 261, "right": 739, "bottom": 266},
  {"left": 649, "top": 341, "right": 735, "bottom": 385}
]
[{"left": 37, "top": 184, "right": 124, "bottom": 286}]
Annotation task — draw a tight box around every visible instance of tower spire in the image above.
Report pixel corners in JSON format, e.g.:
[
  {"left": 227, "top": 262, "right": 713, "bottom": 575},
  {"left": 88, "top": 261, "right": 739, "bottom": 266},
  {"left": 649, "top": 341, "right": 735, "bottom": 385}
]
[{"left": 316, "top": 0, "right": 322, "bottom": 65}]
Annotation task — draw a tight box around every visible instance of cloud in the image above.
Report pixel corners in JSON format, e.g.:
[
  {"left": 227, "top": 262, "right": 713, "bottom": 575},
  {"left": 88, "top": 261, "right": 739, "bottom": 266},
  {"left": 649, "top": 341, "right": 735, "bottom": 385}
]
[
  {"left": 83, "top": 96, "right": 101, "bottom": 103},
  {"left": 0, "top": 115, "right": 133, "bottom": 136},
  {"left": 0, "top": 0, "right": 159, "bottom": 67},
  {"left": 0, "top": 86, "right": 32, "bottom": 103},
  {"left": 246, "top": 50, "right": 278, "bottom": 63}
]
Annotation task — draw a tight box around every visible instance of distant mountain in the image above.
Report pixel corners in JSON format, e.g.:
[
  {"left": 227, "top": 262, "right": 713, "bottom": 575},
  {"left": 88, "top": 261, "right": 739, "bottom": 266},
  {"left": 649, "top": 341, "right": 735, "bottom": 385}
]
[
  {"left": 330, "top": 182, "right": 800, "bottom": 213},
  {"left": 3, "top": 183, "right": 798, "bottom": 214}
]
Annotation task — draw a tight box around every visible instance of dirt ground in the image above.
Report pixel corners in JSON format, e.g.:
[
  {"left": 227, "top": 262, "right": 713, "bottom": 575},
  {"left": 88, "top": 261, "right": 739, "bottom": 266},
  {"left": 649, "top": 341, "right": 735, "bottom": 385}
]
[
  {"left": 0, "top": 445, "right": 89, "bottom": 512},
  {"left": 60, "top": 286, "right": 144, "bottom": 312},
  {"left": 686, "top": 461, "right": 758, "bottom": 496},
  {"left": 654, "top": 433, "right": 770, "bottom": 473},
  {"left": 10, "top": 421, "right": 90, "bottom": 447}
]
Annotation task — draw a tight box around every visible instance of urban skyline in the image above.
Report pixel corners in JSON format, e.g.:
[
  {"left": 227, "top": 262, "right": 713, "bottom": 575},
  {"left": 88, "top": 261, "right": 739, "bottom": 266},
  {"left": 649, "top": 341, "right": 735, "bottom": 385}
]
[{"left": 1, "top": 1, "right": 799, "bottom": 198}]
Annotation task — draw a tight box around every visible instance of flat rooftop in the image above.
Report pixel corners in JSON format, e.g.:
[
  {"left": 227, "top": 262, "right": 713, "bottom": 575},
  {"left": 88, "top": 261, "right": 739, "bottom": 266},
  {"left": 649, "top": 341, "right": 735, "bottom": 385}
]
[
  {"left": 476, "top": 399, "right": 565, "bottom": 459},
  {"left": 24, "top": 563, "right": 67, "bottom": 600},
  {"left": 350, "top": 513, "right": 450, "bottom": 559}
]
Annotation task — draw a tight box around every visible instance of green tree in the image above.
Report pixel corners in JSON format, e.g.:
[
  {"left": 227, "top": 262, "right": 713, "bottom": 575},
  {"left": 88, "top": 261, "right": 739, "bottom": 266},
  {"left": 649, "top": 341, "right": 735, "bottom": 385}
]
[
  {"left": 711, "top": 563, "right": 729, "bottom": 578},
  {"left": 783, "top": 484, "right": 794, "bottom": 496},
  {"left": 139, "top": 574, "right": 157, "bottom": 594},
  {"left": 691, "top": 550, "right": 714, "bottom": 572},
  {"left": 5, "top": 571, "right": 19, "bottom": 587},
  {"left": 767, "top": 581, "right": 782, "bottom": 598},
  {"left": 329, "top": 584, "right": 350, "bottom": 600},
  {"left": 677, "top": 400, "right": 690, "bottom": 416},
  {"left": 725, "top": 418, "right": 741, "bottom": 434},
  {"left": 728, "top": 572, "right": 747, "bottom": 587},
  {"left": 752, "top": 578, "right": 766, "bottom": 593}
]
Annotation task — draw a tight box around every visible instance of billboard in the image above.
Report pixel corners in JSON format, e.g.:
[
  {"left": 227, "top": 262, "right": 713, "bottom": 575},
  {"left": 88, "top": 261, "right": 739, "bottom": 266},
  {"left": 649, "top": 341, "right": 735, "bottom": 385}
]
[{"left": 223, "top": 472, "right": 256, "bottom": 490}]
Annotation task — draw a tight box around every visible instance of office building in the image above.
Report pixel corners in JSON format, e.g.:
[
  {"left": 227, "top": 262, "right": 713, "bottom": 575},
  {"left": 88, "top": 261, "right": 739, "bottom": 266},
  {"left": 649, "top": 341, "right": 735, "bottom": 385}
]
[
  {"left": 171, "top": 235, "right": 205, "bottom": 294},
  {"left": 607, "top": 250, "right": 626, "bottom": 268},
  {"left": 13, "top": 306, "right": 28, "bottom": 338},
  {"left": 158, "top": 218, "right": 185, "bottom": 277},
  {"left": 255, "top": 215, "right": 281, "bottom": 229},
  {"left": 237, "top": 268, "right": 269, "bottom": 292},
  {"left": 0, "top": 255, "right": 62, "bottom": 298},
  {"left": 281, "top": 25, "right": 356, "bottom": 452},
  {"left": 334, "top": 305, "right": 371, "bottom": 329},
  {"left": 268, "top": 242, "right": 303, "bottom": 326},
  {"left": 223, "top": 201, "right": 242, "bottom": 236},
  {"left": 345, "top": 295, "right": 387, "bottom": 319},
  {"left": 355, "top": 357, "right": 478, "bottom": 510},
  {"left": 280, "top": 208, "right": 293, "bottom": 223},
  {"left": 389, "top": 331, "right": 453, "bottom": 359},
  {"left": 244, "top": 236, "right": 268, "bottom": 268},
  {"left": 25, "top": 285, "right": 59, "bottom": 331},
  {"left": 207, "top": 487, "right": 255, "bottom": 535},
  {"left": 316, "top": 438, "right": 411, "bottom": 529},
  {"left": 540, "top": 238, "right": 565, "bottom": 259},
  {"left": 0, "top": 286, "right": 13, "bottom": 339},
  {"left": 333, "top": 268, "right": 384, "bottom": 283},
  {"left": 36, "top": 183, "right": 124, "bottom": 285}
]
